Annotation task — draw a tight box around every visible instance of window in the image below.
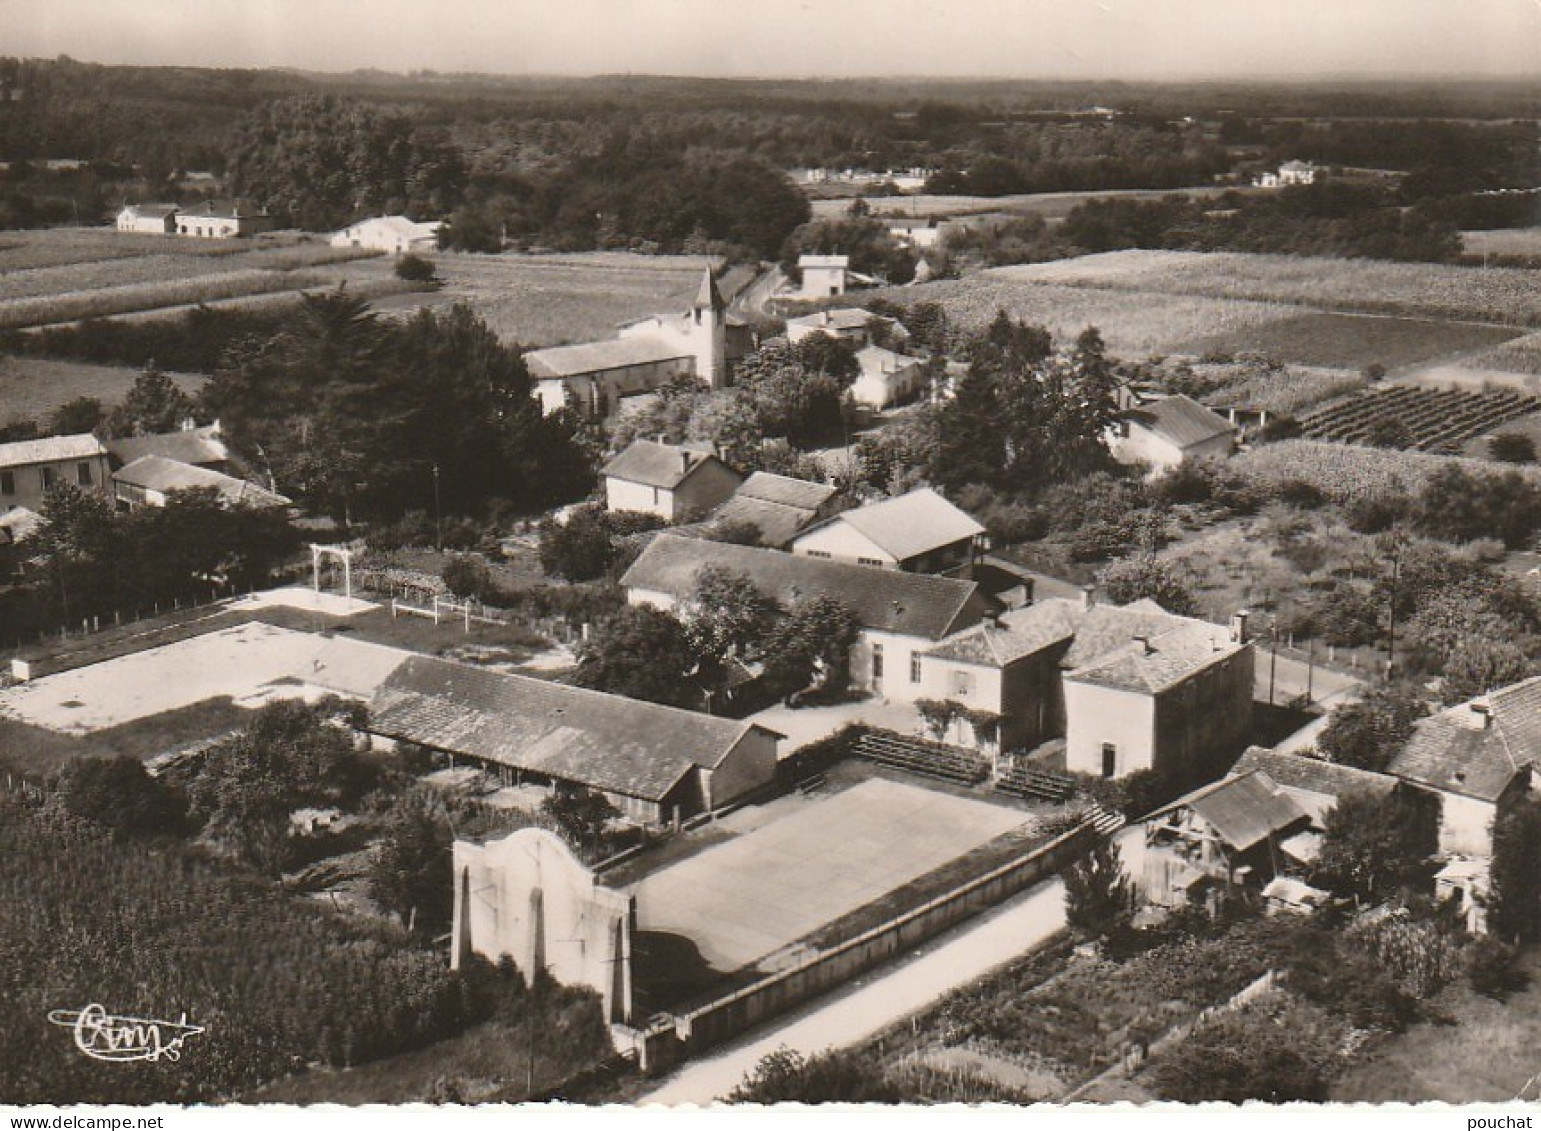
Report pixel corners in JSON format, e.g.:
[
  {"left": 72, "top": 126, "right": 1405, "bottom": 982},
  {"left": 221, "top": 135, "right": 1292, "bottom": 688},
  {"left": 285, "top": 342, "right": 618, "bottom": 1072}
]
[
  {"left": 952, "top": 669, "right": 974, "bottom": 697},
  {"left": 76, "top": 462, "right": 93, "bottom": 487},
  {"left": 0, "top": 471, "right": 12, "bottom": 495},
  {"left": 1101, "top": 743, "right": 1117, "bottom": 779},
  {"left": 910, "top": 655, "right": 923, "bottom": 684},
  {"left": 804, "top": 550, "right": 831, "bottom": 559},
  {"left": 871, "top": 643, "right": 884, "bottom": 681},
  {"left": 40, "top": 466, "right": 57, "bottom": 489},
  {"left": 857, "top": 556, "right": 885, "bottom": 568}
]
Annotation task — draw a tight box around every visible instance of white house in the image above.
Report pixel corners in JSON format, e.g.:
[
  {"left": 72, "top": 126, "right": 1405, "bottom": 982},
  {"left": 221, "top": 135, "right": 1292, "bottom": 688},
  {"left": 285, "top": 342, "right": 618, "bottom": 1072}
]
[
  {"left": 601, "top": 439, "right": 743, "bottom": 522},
  {"left": 1109, "top": 393, "right": 1236, "bottom": 475},
  {"left": 1253, "top": 160, "right": 1319, "bottom": 189},
  {"left": 116, "top": 203, "right": 179, "bottom": 234},
  {"left": 849, "top": 345, "right": 926, "bottom": 409},
  {"left": 791, "top": 487, "right": 984, "bottom": 574},
  {"left": 784, "top": 308, "right": 905, "bottom": 349},
  {"left": 330, "top": 215, "right": 441, "bottom": 254},
  {"left": 798, "top": 254, "right": 850, "bottom": 298},
  {"left": 0, "top": 433, "right": 112, "bottom": 514},
  {"left": 174, "top": 199, "right": 274, "bottom": 239},
  {"left": 883, "top": 217, "right": 942, "bottom": 250}
]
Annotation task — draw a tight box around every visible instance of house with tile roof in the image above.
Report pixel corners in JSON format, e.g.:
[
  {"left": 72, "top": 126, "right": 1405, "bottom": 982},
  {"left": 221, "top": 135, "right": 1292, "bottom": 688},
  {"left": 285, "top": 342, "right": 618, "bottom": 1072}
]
[
  {"left": 708, "top": 471, "right": 838, "bottom": 548},
  {"left": 111, "top": 455, "right": 291, "bottom": 511},
  {"left": 1109, "top": 393, "right": 1236, "bottom": 475},
  {"left": 602, "top": 439, "right": 743, "bottom": 522},
  {"left": 173, "top": 199, "right": 274, "bottom": 238},
  {"left": 1387, "top": 677, "right": 1541, "bottom": 858},
  {"left": 784, "top": 308, "right": 906, "bottom": 350},
  {"left": 622, "top": 533, "right": 996, "bottom": 704},
  {"left": 791, "top": 487, "right": 985, "bottom": 574},
  {"left": 116, "top": 203, "right": 179, "bottom": 234},
  {"left": 330, "top": 215, "right": 441, "bottom": 255},
  {"left": 849, "top": 345, "right": 927, "bottom": 409},
  {"left": 797, "top": 254, "right": 850, "bottom": 297},
  {"left": 0, "top": 432, "right": 112, "bottom": 514},
  {"left": 104, "top": 425, "right": 231, "bottom": 476},
  {"left": 369, "top": 654, "right": 781, "bottom": 825},
  {"left": 1230, "top": 745, "right": 1398, "bottom": 827}
]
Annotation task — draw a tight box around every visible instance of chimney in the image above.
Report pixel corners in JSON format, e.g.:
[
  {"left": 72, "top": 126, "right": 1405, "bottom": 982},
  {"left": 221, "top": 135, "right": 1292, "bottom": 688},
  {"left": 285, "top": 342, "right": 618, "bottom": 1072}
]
[
  {"left": 681, "top": 451, "right": 693, "bottom": 473},
  {"left": 1132, "top": 635, "right": 1154, "bottom": 655},
  {"left": 986, "top": 610, "right": 1002, "bottom": 629},
  {"left": 1023, "top": 578, "right": 1036, "bottom": 606},
  {"left": 1082, "top": 585, "right": 1096, "bottom": 610},
  {"left": 1230, "top": 610, "right": 1250, "bottom": 645},
  {"left": 821, "top": 311, "right": 831, "bottom": 327},
  {"left": 1471, "top": 702, "right": 1493, "bottom": 729}
]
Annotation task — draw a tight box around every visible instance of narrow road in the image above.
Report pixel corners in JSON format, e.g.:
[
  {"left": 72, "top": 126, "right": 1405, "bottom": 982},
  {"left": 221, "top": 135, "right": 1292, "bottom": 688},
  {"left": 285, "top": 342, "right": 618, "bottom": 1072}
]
[{"left": 638, "top": 877, "right": 1068, "bottom": 1106}]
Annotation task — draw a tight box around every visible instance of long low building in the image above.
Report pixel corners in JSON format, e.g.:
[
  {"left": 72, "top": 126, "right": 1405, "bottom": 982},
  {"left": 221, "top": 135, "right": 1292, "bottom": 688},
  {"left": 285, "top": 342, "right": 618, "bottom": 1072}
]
[{"left": 369, "top": 654, "right": 782, "bottom": 825}]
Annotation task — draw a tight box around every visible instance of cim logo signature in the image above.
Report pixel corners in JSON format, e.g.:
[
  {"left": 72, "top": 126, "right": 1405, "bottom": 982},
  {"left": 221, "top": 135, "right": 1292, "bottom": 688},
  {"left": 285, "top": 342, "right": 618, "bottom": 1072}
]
[{"left": 48, "top": 1004, "right": 205, "bottom": 1063}]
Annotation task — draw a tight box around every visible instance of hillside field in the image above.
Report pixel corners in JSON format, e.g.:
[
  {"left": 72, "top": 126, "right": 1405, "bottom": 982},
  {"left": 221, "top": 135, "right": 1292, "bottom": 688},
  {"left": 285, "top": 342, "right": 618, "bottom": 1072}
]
[{"left": 0, "top": 356, "right": 207, "bottom": 425}]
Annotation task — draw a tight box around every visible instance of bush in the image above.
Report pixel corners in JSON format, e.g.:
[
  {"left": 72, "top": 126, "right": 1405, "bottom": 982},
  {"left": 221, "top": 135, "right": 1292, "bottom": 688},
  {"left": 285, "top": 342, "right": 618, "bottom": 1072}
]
[
  {"left": 1489, "top": 432, "right": 1537, "bottom": 464},
  {"left": 51, "top": 756, "right": 189, "bottom": 840},
  {"left": 441, "top": 554, "right": 494, "bottom": 600},
  {"left": 1467, "top": 936, "right": 1530, "bottom": 1000},
  {"left": 393, "top": 253, "right": 438, "bottom": 283}
]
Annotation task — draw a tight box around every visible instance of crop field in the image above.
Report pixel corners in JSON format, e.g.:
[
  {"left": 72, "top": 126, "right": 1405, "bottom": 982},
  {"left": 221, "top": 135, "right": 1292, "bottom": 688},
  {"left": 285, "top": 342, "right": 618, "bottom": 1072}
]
[
  {"left": 1193, "top": 362, "right": 1367, "bottom": 416},
  {"left": 1461, "top": 227, "right": 1541, "bottom": 259},
  {"left": 1296, "top": 384, "right": 1539, "bottom": 452},
  {"left": 1175, "top": 311, "right": 1519, "bottom": 372},
  {"left": 373, "top": 252, "right": 754, "bottom": 346},
  {"left": 808, "top": 186, "right": 1233, "bottom": 222},
  {"left": 0, "top": 356, "right": 206, "bottom": 424},
  {"left": 1467, "top": 332, "right": 1541, "bottom": 377},
  {"left": 1003, "top": 250, "right": 1541, "bottom": 327},
  {"left": 1231, "top": 439, "right": 1541, "bottom": 502}
]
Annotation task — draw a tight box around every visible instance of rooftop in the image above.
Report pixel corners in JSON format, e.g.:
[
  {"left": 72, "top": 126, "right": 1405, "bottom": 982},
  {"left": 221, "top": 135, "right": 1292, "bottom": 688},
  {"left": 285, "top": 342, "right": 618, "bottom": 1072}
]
[
  {"left": 1123, "top": 393, "right": 1234, "bottom": 450},
  {"left": 121, "top": 203, "right": 180, "bottom": 219},
  {"left": 1066, "top": 616, "right": 1243, "bottom": 695},
  {"left": 785, "top": 308, "right": 874, "bottom": 333},
  {"left": 1231, "top": 746, "right": 1398, "bottom": 801},
  {"left": 799, "top": 254, "right": 850, "bottom": 269},
  {"left": 797, "top": 487, "right": 984, "bottom": 563},
  {"left": 855, "top": 345, "right": 921, "bottom": 376},
  {"left": 339, "top": 215, "right": 440, "bottom": 238},
  {"left": 526, "top": 336, "right": 692, "bottom": 379},
  {"left": 734, "top": 471, "right": 836, "bottom": 512},
  {"left": 623, "top": 533, "right": 989, "bottom": 641},
  {"left": 924, "top": 597, "right": 1086, "bottom": 667},
  {"left": 1388, "top": 676, "right": 1541, "bottom": 802},
  {"left": 105, "top": 427, "right": 227, "bottom": 469},
  {"left": 1148, "top": 769, "right": 1308, "bottom": 852},
  {"left": 112, "top": 456, "right": 289, "bottom": 508},
  {"left": 0, "top": 432, "right": 107, "bottom": 468},
  {"left": 369, "top": 655, "right": 776, "bottom": 803},
  {"left": 602, "top": 439, "right": 733, "bottom": 491}
]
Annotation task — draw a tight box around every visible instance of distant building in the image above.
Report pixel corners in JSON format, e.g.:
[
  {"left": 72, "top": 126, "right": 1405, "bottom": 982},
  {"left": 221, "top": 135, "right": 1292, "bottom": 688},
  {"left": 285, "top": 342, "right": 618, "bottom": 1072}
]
[
  {"left": 602, "top": 439, "right": 743, "bottom": 522},
  {"left": 791, "top": 487, "right": 984, "bottom": 574},
  {"left": 882, "top": 217, "right": 942, "bottom": 250},
  {"left": 849, "top": 345, "right": 926, "bottom": 409},
  {"left": 797, "top": 254, "right": 850, "bottom": 298},
  {"left": 116, "top": 203, "right": 179, "bottom": 234},
  {"left": 0, "top": 433, "right": 111, "bottom": 514},
  {"left": 104, "top": 425, "right": 231, "bottom": 476},
  {"left": 1254, "top": 160, "right": 1318, "bottom": 189},
  {"left": 174, "top": 199, "right": 274, "bottom": 239},
  {"left": 784, "top": 308, "right": 905, "bottom": 349},
  {"left": 330, "top": 215, "right": 441, "bottom": 254},
  {"left": 110, "top": 456, "right": 290, "bottom": 511},
  {"left": 709, "top": 471, "right": 838, "bottom": 549},
  {"left": 1109, "top": 393, "right": 1236, "bottom": 475}
]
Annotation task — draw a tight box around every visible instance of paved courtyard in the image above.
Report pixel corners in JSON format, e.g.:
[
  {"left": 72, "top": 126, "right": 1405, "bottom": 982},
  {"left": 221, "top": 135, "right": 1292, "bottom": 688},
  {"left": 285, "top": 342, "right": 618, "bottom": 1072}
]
[
  {"left": 0, "top": 621, "right": 409, "bottom": 733},
  {"left": 632, "top": 776, "right": 1031, "bottom": 972}
]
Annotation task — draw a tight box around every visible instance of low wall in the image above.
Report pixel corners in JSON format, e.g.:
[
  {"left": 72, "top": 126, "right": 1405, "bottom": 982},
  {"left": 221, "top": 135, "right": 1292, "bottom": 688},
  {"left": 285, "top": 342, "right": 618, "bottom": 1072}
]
[{"left": 624, "top": 818, "right": 1100, "bottom": 1074}]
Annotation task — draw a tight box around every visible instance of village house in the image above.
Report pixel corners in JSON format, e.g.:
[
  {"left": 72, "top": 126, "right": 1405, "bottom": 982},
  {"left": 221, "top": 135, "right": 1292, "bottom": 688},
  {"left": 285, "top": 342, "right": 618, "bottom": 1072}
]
[
  {"left": 707, "top": 471, "right": 838, "bottom": 549},
  {"left": 602, "top": 439, "right": 743, "bottom": 522},
  {"left": 622, "top": 533, "right": 996, "bottom": 704},
  {"left": 797, "top": 254, "right": 850, "bottom": 297},
  {"left": 0, "top": 433, "right": 112, "bottom": 514},
  {"left": 1254, "top": 159, "right": 1318, "bottom": 188},
  {"left": 784, "top": 308, "right": 906, "bottom": 350},
  {"left": 368, "top": 654, "right": 781, "bottom": 826},
  {"left": 115, "top": 203, "right": 179, "bottom": 234},
  {"left": 849, "top": 345, "right": 927, "bottom": 409},
  {"left": 110, "top": 455, "right": 290, "bottom": 511},
  {"left": 1141, "top": 769, "right": 1313, "bottom": 912},
  {"left": 104, "top": 424, "right": 232, "bottom": 476},
  {"left": 1229, "top": 745, "right": 1399, "bottom": 829},
  {"left": 330, "top": 215, "right": 441, "bottom": 254},
  {"left": 790, "top": 487, "right": 985, "bottom": 574},
  {"left": 527, "top": 270, "right": 746, "bottom": 417},
  {"left": 1109, "top": 393, "right": 1236, "bottom": 475},
  {"left": 174, "top": 199, "right": 274, "bottom": 239}
]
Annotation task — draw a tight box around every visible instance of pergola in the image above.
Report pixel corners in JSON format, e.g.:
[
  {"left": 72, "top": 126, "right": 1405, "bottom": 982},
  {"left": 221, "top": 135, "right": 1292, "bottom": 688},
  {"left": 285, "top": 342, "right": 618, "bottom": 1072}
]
[{"left": 309, "top": 543, "right": 355, "bottom": 601}]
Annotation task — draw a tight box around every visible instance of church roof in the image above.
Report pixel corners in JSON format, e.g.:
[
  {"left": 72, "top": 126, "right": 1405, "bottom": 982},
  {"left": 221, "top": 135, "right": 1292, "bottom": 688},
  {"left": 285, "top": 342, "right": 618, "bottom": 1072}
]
[{"left": 695, "top": 268, "right": 726, "bottom": 312}]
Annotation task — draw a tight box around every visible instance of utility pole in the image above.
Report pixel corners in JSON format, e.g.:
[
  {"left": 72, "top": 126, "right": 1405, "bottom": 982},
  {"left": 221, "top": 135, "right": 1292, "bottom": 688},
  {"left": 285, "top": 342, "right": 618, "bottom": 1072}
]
[
  {"left": 432, "top": 462, "right": 443, "bottom": 553},
  {"left": 1385, "top": 532, "right": 1404, "bottom": 678},
  {"left": 1268, "top": 618, "right": 1279, "bottom": 706}
]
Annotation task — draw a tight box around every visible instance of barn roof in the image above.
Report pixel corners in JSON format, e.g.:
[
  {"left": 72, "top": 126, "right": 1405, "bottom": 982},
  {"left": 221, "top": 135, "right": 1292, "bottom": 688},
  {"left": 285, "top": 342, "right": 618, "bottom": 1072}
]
[
  {"left": 711, "top": 496, "right": 822, "bottom": 548},
  {"left": 1231, "top": 746, "right": 1398, "bottom": 801},
  {"left": 734, "top": 471, "right": 836, "bottom": 512},
  {"left": 623, "top": 533, "right": 989, "bottom": 641},
  {"left": 602, "top": 439, "right": 734, "bottom": 491},
  {"left": 369, "top": 655, "right": 775, "bottom": 803},
  {"left": 0, "top": 433, "right": 106, "bottom": 468},
  {"left": 795, "top": 487, "right": 983, "bottom": 563},
  {"left": 1148, "top": 770, "right": 1308, "bottom": 852},
  {"left": 526, "top": 337, "right": 691, "bottom": 379},
  {"left": 1123, "top": 394, "right": 1234, "bottom": 451},
  {"left": 1388, "top": 677, "right": 1541, "bottom": 802},
  {"left": 112, "top": 456, "right": 289, "bottom": 508},
  {"left": 105, "top": 427, "right": 226, "bottom": 470}
]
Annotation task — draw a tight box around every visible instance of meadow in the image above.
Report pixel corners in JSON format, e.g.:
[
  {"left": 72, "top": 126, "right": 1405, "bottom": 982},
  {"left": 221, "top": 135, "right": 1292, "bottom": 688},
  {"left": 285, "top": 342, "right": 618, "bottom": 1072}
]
[
  {"left": 0, "top": 356, "right": 206, "bottom": 423},
  {"left": 1460, "top": 227, "right": 1541, "bottom": 260},
  {"left": 1176, "top": 311, "right": 1520, "bottom": 372},
  {"left": 808, "top": 186, "right": 1233, "bottom": 223}
]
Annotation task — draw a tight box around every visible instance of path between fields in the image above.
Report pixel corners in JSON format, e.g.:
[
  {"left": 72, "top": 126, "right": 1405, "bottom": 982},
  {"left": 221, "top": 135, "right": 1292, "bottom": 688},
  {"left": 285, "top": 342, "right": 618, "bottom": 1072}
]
[{"left": 637, "top": 876, "right": 1068, "bottom": 1106}]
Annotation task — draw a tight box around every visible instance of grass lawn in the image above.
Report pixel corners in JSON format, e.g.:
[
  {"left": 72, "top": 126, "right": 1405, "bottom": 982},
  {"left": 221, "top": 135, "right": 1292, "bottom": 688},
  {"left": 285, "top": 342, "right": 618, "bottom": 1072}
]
[
  {"left": 1332, "top": 948, "right": 1541, "bottom": 1103},
  {"left": 0, "top": 696, "right": 245, "bottom": 780}
]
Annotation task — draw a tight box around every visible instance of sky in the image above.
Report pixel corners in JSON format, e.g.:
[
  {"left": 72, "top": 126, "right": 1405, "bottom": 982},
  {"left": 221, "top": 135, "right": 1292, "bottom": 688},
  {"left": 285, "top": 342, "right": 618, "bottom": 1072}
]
[{"left": 1, "top": 0, "right": 1537, "bottom": 80}]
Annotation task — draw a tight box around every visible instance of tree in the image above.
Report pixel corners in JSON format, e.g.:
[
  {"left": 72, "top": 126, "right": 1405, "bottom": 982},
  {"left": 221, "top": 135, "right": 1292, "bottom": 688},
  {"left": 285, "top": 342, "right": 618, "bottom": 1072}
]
[
  {"left": 52, "top": 755, "right": 187, "bottom": 840},
  {"left": 761, "top": 595, "right": 860, "bottom": 702},
  {"left": 1487, "top": 794, "right": 1541, "bottom": 943},
  {"left": 1489, "top": 432, "right": 1538, "bottom": 464},
  {"left": 681, "top": 566, "right": 781, "bottom": 665},
  {"left": 729, "top": 1047, "right": 905, "bottom": 1104},
  {"left": 47, "top": 396, "right": 103, "bottom": 436},
  {"left": 1312, "top": 789, "right": 1437, "bottom": 901},
  {"left": 1440, "top": 636, "right": 1535, "bottom": 704},
  {"left": 573, "top": 605, "right": 698, "bottom": 708},
  {"left": 1316, "top": 685, "right": 1427, "bottom": 772},
  {"left": 1061, "top": 839, "right": 1135, "bottom": 941},
  {"left": 1098, "top": 554, "right": 1198, "bottom": 616},
  {"left": 104, "top": 363, "right": 194, "bottom": 437},
  {"left": 538, "top": 506, "right": 618, "bottom": 582},
  {"left": 541, "top": 785, "right": 621, "bottom": 857},
  {"left": 368, "top": 792, "right": 452, "bottom": 935},
  {"left": 393, "top": 252, "right": 438, "bottom": 284}
]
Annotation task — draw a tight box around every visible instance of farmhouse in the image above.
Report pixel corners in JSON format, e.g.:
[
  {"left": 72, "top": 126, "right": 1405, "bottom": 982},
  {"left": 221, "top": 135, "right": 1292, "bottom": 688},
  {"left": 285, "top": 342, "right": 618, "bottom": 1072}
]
[
  {"left": 115, "top": 203, "right": 179, "bottom": 234},
  {"left": 1109, "top": 393, "right": 1236, "bottom": 474},
  {"left": 527, "top": 270, "right": 746, "bottom": 416},
  {"left": 602, "top": 439, "right": 743, "bottom": 522},
  {"left": 784, "top": 307, "right": 905, "bottom": 349},
  {"left": 1141, "top": 770, "right": 1312, "bottom": 911},
  {"left": 849, "top": 345, "right": 927, "bottom": 409},
  {"left": 110, "top": 455, "right": 290, "bottom": 511},
  {"left": 883, "top": 217, "right": 943, "bottom": 250},
  {"left": 104, "top": 425, "right": 231, "bottom": 475},
  {"left": 708, "top": 471, "right": 838, "bottom": 548},
  {"left": 0, "top": 433, "right": 111, "bottom": 513},
  {"left": 622, "top": 533, "right": 995, "bottom": 703},
  {"left": 791, "top": 487, "right": 984, "bottom": 574},
  {"left": 369, "top": 654, "right": 781, "bottom": 825},
  {"left": 330, "top": 215, "right": 441, "bottom": 254},
  {"left": 798, "top": 254, "right": 850, "bottom": 297},
  {"left": 174, "top": 199, "right": 274, "bottom": 239}
]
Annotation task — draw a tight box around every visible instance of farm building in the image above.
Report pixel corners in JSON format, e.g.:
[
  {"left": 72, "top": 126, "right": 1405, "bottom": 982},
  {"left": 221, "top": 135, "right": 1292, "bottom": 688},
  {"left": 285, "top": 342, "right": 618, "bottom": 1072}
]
[
  {"left": 1229, "top": 745, "right": 1398, "bottom": 827},
  {"left": 1254, "top": 160, "right": 1318, "bottom": 188},
  {"left": 174, "top": 199, "right": 274, "bottom": 239},
  {"left": 110, "top": 455, "right": 290, "bottom": 511},
  {"left": 602, "top": 439, "right": 743, "bottom": 522},
  {"left": 883, "top": 217, "right": 943, "bottom": 250},
  {"left": 798, "top": 254, "right": 850, "bottom": 297},
  {"left": 104, "top": 425, "right": 231, "bottom": 475},
  {"left": 784, "top": 308, "right": 905, "bottom": 349},
  {"left": 330, "top": 215, "right": 441, "bottom": 254},
  {"left": 527, "top": 269, "right": 747, "bottom": 416},
  {"left": 0, "top": 433, "right": 111, "bottom": 514},
  {"left": 849, "top": 345, "right": 927, "bottom": 409},
  {"left": 369, "top": 654, "right": 781, "bottom": 825},
  {"left": 1109, "top": 393, "right": 1236, "bottom": 474},
  {"left": 791, "top": 487, "right": 984, "bottom": 574},
  {"left": 1141, "top": 770, "right": 1312, "bottom": 911},
  {"left": 115, "top": 203, "right": 179, "bottom": 234},
  {"left": 623, "top": 533, "right": 995, "bottom": 704},
  {"left": 708, "top": 471, "right": 839, "bottom": 548}
]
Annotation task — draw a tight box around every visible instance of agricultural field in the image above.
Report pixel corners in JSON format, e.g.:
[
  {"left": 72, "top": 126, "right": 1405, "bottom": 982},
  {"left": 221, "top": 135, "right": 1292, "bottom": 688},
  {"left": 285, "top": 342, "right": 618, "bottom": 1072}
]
[
  {"left": 1178, "top": 360, "right": 1368, "bottom": 416},
  {"left": 1296, "top": 384, "right": 1539, "bottom": 453},
  {"left": 1467, "top": 331, "right": 1541, "bottom": 377},
  {"left": 372, "top": 252, "right": 756, "bottom": 347},
  {"left": 1002, "top": 250, "right": 1541, "bottom": 327},
  {"left": 1458, "top": 411, "right": 1541, "bottom": 461},
  {"left": 1176, "top": 311, "right": 1521, "bottom": 373},
  {"left": 0, "top": 356, "right": 206, "bottom": 424},
  {"left": 1231, "top": 439, "right": 1541, "bottom": 503},
  {"left": 808, "top": 186, "right": 1234, "bottom": 222},
  {"left": 0, "top": 226, "right": 396, "bottom": 331},
  {"left": 1461, "top": 227, "right": 1541, "bottom": 260}
]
